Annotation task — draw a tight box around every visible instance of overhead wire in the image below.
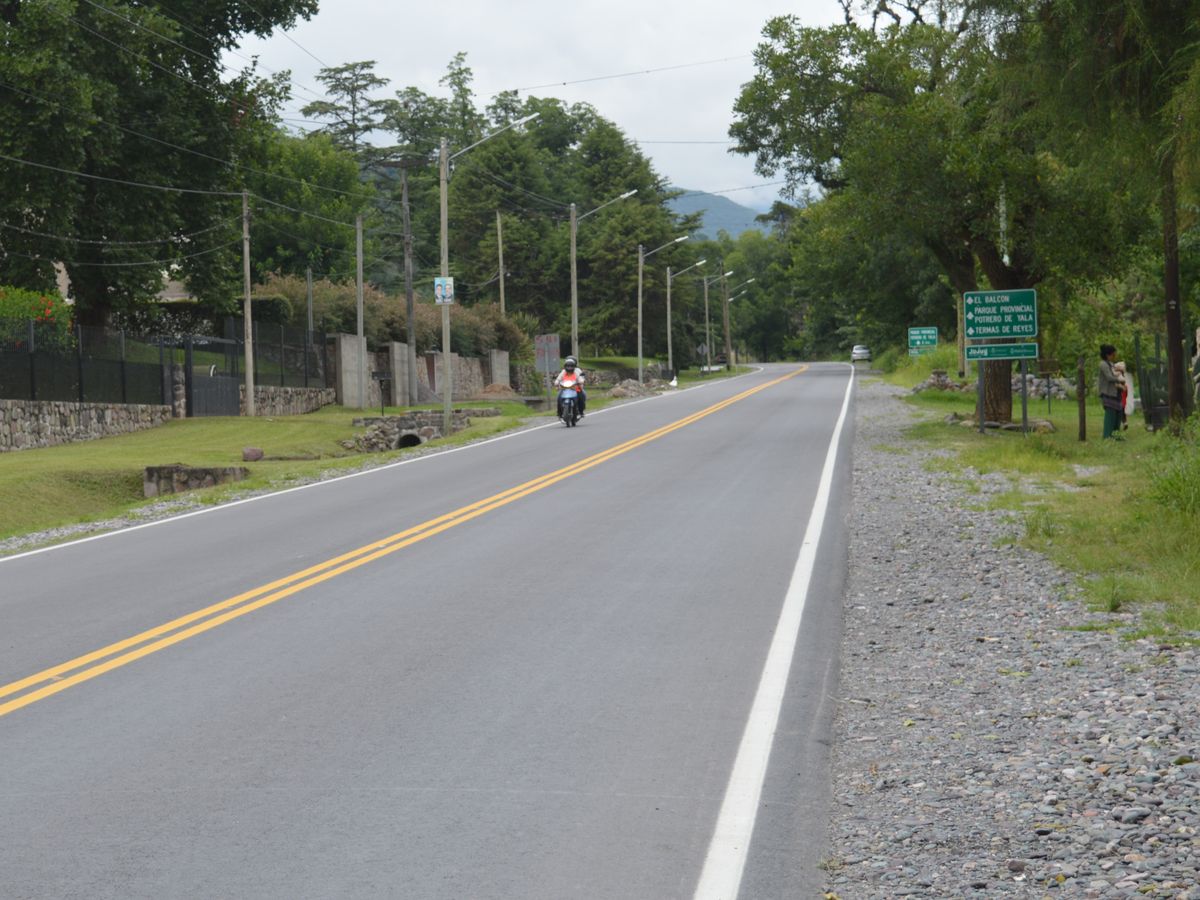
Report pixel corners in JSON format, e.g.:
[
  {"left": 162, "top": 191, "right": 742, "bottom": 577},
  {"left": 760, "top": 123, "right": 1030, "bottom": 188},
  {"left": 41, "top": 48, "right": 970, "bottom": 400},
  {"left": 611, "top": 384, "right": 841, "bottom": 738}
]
[
  {"left": 0, "top": 218, "right": 239, "bottom": 245},
  {"left": 4, "top": 239, "right": 243, "bottom": 268},
  {"left": 0, "top": 150, "right": 242, "bottom": 196}
]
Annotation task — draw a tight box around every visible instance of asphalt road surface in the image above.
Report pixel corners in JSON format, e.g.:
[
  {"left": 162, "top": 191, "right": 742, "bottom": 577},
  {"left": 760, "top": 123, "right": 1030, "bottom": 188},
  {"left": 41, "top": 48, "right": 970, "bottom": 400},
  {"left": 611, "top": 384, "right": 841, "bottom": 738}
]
[{"left": 0, "top": 362, "right": 855, "bottom": 900}]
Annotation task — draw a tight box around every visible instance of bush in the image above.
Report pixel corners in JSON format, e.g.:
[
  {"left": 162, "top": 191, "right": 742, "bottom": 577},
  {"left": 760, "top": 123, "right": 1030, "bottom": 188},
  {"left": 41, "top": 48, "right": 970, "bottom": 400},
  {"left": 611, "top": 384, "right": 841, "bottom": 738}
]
[
  {"left": 1148, "top": 415, "right": 1200, "bottom": 516},
  {"left": 253, "top": 272, "right": 534, "bottom": 357},
  {"left": 0, "top": 285, "right": 73, "bottom": 347},
  {"left": 250, "top": 294, "right": 293, "bottom": 325}
]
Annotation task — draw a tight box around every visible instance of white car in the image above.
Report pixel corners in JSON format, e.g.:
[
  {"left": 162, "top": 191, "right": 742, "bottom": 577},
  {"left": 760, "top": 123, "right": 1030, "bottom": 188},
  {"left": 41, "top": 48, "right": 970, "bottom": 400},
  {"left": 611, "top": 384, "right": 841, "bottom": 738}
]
[{"left": 851, "top": 344, "right": 871, "bottom": 362}]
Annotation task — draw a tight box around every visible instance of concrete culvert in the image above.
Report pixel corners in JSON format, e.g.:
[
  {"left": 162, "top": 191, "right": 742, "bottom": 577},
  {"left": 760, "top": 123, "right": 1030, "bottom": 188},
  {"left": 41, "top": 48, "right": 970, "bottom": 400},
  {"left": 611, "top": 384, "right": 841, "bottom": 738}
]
[{"left": 397, "top": 434, "right": 422, "bottom": 448}]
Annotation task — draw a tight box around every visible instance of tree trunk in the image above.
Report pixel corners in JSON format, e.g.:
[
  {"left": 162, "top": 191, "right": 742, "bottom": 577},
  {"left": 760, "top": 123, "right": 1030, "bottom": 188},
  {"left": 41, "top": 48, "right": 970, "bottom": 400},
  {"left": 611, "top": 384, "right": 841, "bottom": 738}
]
[{"left": 1160, "top": 147, "right": 1187, "bottom": 422}]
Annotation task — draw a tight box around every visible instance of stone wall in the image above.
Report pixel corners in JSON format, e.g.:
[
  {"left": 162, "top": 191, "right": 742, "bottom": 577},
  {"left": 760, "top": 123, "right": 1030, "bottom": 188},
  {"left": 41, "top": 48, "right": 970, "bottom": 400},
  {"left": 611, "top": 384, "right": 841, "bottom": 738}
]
[
  {"left": 240, "top": 385, "right": 337, "bottom": 416},
  {"left": 0, "top": 399, "right": 172, "bottom": 452},
  {"left": 144, "top": 464, "right": 248, "bottom": 498},
  {"left": 349, "top": 408, "right": 499, "bottom": 451}
]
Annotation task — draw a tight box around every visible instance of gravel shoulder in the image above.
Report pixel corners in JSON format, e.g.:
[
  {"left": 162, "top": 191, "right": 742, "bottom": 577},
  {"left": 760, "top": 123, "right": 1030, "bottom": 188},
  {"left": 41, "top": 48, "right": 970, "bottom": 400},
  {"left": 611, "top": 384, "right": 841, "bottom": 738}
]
[{"left": 825, "top": 378, "right": 1200, "bottom": 898}]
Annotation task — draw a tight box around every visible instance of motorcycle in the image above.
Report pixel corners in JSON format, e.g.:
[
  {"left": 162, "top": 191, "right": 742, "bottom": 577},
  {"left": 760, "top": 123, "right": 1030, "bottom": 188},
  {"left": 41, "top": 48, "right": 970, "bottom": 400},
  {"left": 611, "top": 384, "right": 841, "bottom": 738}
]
[{"left": 558, "top": 381, "right": 581, "bottom": 427}]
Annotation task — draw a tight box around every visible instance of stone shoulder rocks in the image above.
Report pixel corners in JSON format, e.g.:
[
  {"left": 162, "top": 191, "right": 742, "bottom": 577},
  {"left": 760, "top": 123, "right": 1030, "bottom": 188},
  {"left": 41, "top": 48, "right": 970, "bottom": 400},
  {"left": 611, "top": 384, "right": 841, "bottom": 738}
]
[{"left": 826, "top": 379, "right": 1200, "bottom": 899}]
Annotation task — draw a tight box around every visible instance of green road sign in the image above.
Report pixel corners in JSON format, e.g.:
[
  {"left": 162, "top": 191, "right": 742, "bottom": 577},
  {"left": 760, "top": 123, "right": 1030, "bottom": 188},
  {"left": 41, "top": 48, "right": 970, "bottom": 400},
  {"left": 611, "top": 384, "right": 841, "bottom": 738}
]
[
  {"left": 963, "top": 289, "right": 1037, "bottom": 339},
  {"left": 965, "top": 342, "right": 1039, "bottom": 361},
  {"left": 908, "top": 326, "right": 938, "bottom": 348}
]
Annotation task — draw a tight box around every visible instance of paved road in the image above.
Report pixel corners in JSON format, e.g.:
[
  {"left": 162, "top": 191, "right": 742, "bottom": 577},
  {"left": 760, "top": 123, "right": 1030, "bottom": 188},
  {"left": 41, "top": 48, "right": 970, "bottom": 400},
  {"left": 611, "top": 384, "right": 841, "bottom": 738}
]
[{"left": 0, "top": 363, "right": 854, "bottom": 899}]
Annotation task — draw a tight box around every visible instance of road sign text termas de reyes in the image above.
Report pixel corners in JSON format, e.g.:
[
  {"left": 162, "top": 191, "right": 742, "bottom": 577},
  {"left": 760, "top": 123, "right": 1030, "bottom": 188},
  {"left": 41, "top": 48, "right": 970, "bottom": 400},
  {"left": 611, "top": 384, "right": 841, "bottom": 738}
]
[{"left": 963, "top": 289, "right": 1038, "bottom": 340}]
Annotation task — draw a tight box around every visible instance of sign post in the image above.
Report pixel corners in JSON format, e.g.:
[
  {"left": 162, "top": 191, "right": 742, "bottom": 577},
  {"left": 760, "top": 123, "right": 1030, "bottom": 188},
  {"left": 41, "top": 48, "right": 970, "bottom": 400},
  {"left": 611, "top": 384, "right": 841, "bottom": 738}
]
[
  {"left": 963, "top": 289, "right": 1038, "bottom": 340},
  {"left": 434, "top": 276, "right": 455, "bottom": 432},
  {"left": 908, "top": 326, "right": 938, "bottom": 356},
  {"left": 963, "top": 289, "right": 1038, "bottom": 434},
  {"left": 535, "top": 333, "right": 559, "bottom": 408}
]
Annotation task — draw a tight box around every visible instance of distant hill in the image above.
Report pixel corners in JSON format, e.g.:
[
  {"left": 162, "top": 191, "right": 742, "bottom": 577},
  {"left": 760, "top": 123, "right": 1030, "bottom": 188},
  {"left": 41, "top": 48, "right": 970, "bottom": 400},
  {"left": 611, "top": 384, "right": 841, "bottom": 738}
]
[{"left": 667, "top": 189, "right": 768, "bottom": 239}]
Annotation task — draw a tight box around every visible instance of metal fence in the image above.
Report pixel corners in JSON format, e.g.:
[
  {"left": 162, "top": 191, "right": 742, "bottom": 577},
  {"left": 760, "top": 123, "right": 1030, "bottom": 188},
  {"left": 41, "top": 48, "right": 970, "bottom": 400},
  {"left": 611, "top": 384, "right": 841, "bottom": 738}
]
[
  {"left": 1133, "top": 329, "right": 1197, "bottom": 428},
  {"left": 0, "top": 318, "right": 333, "bottom": 414}
]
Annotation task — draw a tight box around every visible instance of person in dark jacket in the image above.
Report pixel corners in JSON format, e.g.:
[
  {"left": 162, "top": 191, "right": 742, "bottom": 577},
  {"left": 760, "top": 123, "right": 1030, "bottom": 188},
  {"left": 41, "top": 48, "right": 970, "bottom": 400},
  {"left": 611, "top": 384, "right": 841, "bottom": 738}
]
[{"left": 1098, "top": 344, "right": 1124, "bottom": 439}]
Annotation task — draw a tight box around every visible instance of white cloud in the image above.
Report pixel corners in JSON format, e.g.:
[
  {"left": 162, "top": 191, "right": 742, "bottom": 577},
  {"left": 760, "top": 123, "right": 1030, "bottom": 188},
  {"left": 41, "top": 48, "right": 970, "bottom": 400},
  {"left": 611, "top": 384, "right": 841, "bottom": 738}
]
[{"left": 234, "top": 0, "right": 842, "bottom": 212}]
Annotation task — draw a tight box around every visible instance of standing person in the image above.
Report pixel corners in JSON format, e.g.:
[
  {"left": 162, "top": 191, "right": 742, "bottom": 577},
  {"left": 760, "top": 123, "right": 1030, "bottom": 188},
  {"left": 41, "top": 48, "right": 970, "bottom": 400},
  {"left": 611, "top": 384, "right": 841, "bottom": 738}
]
[
  {"left": 1113, "top": 360, "right": 1132, "bottom": 430},
  {"left": 553, "top": 356, "right": 586, "bottom": 419},
  {"left": 1098, "top": 344, "right": 1124, "bottom": 439}
]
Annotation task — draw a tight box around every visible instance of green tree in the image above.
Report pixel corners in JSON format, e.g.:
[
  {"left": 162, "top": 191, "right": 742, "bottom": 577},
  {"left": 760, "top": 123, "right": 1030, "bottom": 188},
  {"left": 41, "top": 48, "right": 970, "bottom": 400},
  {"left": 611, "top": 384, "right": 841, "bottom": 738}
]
[
  {"left": 300, "top": 61, "right": 391, "bottom": 162},
  {"left": 0, "top": 0, "right": 316, "bottom": 325}
]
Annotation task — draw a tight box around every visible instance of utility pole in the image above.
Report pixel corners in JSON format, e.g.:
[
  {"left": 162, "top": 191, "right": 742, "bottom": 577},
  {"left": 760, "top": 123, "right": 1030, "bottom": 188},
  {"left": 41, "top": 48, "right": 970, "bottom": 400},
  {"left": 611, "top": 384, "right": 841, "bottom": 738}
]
[
  {"left": 570, "top": 203, "right": 579, "bottom": 359},
  {"left": 721, "top": 268, "right": 732, "bottom": 370},
  {"left": 666, "top": 266, "right": 674, "bottom": 376},
  {"left": 439, "top": 136, "right": 452, "bottom": 435},
  {"left": 401, "top": 166, "right": 417, "bottom": 405},
  {"left": 305, "top": 267, "right": 313, "bottom": 335},
  {"left": 496, "top": 210, "right": 506, "bottom": 317},
  {"left": 356, "top": 213, "right": 365, "bottom": 409},
  {"left": 703, "top": 276, "right": 712, "bottom": 376},
  {"left": 637, "top": 243, "right": 645, "bottom": 383},
  {"left": 241, "top": 191, "right": 255, "bottom": 416}
]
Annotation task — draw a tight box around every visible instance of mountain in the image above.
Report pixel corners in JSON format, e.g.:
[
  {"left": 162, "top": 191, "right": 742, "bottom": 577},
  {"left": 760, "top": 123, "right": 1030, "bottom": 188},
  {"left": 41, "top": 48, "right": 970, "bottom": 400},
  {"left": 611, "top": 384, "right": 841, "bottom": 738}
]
[{"left": 667, "top": 189, "right": 769, "bottom": 239}]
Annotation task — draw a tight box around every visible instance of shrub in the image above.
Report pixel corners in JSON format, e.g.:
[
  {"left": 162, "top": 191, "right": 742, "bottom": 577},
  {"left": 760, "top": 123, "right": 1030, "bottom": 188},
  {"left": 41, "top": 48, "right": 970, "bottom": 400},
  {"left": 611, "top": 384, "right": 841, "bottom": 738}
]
[
  {"left": 0, "top": 285, "right": 73, "bottom": 347},
  {"left": 1148, "top": 414, "right": 1200, "bottom": 516}
]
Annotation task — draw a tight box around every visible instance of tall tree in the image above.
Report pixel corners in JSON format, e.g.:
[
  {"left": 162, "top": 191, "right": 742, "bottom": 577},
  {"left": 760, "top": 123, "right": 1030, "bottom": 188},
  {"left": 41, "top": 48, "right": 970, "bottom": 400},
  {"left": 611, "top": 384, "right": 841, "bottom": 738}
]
[
  {"left": 300, "top": 60, "right": 390, "bottom": 162},
  {"left": 0, "top": 0, "right": 317, "bottom": 325},
  {"left": 1017, "top": 0, "right": 1200, "bottom": 421}
]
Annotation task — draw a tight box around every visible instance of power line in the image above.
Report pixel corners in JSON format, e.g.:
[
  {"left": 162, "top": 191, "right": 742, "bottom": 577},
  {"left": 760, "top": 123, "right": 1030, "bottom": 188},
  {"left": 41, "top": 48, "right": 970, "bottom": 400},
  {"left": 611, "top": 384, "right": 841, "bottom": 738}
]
[
  {"left": 502, "top": 55, "right": 752, "bottom": 93},
  {"left": 0, "top": 81, "right": 397, "bottom": 209},
  {"left": 238, "top": 0, "right": 331, "bottom": 70},
  {"left": 0, "top": 151, "right": 242, "bottom": 196},
  {"left": 252, "top": 196, "right": 357, "bottom": 227},
  {"left": 5, "top": 239, "right": 242, "bottom": 268},
  {"left": 0, "top": 219, "right": 238, "bottom": 245},
  {"left": 674, "top": 180, "right": 789, "bottom": 198}
]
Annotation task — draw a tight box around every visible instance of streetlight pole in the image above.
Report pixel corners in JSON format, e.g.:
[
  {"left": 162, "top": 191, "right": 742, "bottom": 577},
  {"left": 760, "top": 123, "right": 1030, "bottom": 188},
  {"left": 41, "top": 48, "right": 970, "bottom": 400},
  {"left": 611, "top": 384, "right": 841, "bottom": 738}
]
[
  {"left": 571, "top": 189, "right": 636, "bottom": 359},
  {"left": 666, "top": 257, "right": 705, "bottom": 376},
  {"left": 437, "top": 112, "right": 538, "bottom": 434},
  {"left": 701, "top": 267, "right": 733, "bottom": 375},
  {"left": 723, "top": 277, "right": 755, "bottom": 369},
  {"left": 637, "top": 234, "right": 687, "bottom": 382}
]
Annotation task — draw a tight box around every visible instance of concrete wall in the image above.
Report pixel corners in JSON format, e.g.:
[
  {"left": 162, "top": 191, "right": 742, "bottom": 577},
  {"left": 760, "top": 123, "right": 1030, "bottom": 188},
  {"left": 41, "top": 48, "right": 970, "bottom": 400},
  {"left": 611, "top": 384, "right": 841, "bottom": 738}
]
[
  {"left": 338, "top": 335, "right": 513, "bottom": 406},
  {"left": 335, "top": 333, "right": 383, "bottom": 410},
  {"left": 0, "top": 399, "right": 172, "bottom": 452}
]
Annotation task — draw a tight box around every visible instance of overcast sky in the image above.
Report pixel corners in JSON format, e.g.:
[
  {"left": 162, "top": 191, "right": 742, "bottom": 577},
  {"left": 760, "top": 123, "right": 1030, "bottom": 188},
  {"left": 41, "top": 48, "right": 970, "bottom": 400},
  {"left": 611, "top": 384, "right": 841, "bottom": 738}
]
[{"left": 233, "top": 1, "right": 844, "bottom": 212}]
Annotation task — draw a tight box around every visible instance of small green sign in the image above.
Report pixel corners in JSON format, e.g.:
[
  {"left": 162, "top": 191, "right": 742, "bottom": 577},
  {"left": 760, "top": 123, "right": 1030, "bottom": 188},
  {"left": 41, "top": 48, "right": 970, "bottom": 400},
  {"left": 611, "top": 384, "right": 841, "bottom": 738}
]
[
  {"left": 963, "top": 289, "right": 1037, "bottom": 339},
  {"left": 966, "top": 342, "right": 1039, "bottom": 361},
  {"left": 908, "top": 326, "right": 938, "bottom": 348}
]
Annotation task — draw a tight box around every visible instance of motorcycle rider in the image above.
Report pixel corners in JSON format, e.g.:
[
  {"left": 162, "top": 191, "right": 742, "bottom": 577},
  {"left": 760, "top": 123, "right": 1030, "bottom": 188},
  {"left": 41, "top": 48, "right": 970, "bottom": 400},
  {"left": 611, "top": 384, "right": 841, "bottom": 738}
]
[{"left": 553, "top": 356, "right": 587, "bottom": 420}]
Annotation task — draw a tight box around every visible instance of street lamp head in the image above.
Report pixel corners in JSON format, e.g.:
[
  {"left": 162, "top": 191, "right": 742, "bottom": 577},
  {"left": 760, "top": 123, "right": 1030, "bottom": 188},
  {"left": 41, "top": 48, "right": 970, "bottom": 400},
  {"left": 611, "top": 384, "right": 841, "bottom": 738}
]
[
  {"left": 620, "top": 189, "right": 638, "bottom": 199},
  {"left": 673, "top": 235, "right": 688, "bottom": 244},
  {"left": 515, "top": 112, "right": 540, "bottom": 126}
]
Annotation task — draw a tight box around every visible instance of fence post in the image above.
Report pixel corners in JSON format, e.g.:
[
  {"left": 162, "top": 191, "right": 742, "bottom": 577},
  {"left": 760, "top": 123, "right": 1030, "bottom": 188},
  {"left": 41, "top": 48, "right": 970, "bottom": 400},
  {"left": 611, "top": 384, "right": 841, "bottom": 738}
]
[
  {"left": 184, "top": 335, "right": 194, "bottom": 417},
  {"left": 27, "top": 319, "right": 36, "bottom": 401},
  {"left": 76, "top": 323, "right": 84, "bottom": 403},
  {"left": 1077, "top": 354, "right": 1087, "bottom": 442},
  {"left": 159, "top": 337, "right": 166, "bottom": 407},
  {"left": 120, "top": 329, "right": 128, "bottom": 404},
  {"left": 280, "top": 323, "right": 285, "bottom": 388}
]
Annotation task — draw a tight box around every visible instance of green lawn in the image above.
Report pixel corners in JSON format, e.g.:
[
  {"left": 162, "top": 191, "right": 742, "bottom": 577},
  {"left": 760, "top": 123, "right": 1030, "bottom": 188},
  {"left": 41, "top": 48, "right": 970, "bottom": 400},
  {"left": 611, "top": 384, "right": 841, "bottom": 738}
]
[
  {"left": 0, "top": 401, "right": 534, "bottom": 543},
  {"left": 901, "top": 382, "right": 1200, "bottom": 638}
]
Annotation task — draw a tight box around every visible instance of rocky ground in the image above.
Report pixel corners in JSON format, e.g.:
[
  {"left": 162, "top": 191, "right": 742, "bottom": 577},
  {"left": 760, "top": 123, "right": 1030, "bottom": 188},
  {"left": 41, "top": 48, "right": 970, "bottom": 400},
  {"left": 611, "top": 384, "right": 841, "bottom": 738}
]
[{"left": 825, "top": 378, "right": 1200, "bottom": 899}]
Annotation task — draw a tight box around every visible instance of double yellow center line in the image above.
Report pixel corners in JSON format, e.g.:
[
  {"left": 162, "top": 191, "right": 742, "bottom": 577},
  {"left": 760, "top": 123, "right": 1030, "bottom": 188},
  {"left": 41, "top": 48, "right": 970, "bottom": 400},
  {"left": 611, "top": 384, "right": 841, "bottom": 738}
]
[{"left": 1, "top": 367, "right": 806, "bottom": 718}]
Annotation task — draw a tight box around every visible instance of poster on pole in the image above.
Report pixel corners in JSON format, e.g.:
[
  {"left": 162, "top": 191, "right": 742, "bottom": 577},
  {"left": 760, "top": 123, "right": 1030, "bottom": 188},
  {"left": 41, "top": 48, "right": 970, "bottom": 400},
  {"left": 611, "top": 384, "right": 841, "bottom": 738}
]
[
  {"left": 433, "top": 277, "right": 455, "bottom": 305},
  {"left": 535, "top": 333, "right": 560, "bottom": 375}
]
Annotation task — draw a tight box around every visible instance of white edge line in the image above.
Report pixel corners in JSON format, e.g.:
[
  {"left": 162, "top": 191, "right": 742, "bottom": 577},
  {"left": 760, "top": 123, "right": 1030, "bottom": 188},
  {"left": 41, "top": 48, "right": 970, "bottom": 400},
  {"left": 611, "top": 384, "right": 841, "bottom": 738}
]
[
  {"left": 0, "top": 368, "right": 763, "bottom": 565},
  {"left": 692, "top": 362, "right": 855, "bottom": 900}
]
